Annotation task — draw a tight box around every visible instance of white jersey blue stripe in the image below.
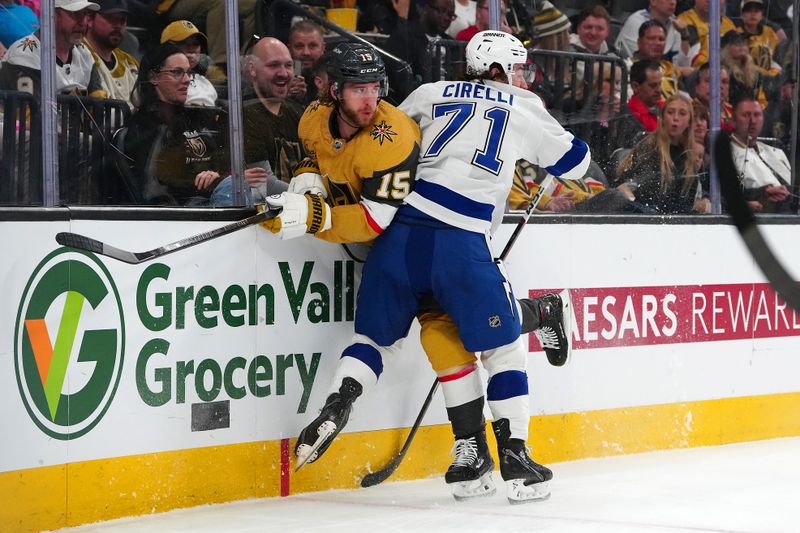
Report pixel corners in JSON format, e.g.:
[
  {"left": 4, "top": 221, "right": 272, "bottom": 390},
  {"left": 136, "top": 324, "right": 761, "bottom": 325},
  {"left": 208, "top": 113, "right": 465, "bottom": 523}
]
[{"left": 400, "top": 80, "right": 591, "bottom": 233}]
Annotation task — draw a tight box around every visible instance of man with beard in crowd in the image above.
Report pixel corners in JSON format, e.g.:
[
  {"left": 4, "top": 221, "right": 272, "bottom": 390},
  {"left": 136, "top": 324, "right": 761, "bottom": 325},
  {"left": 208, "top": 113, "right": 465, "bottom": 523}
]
[
  {"left": 0, "top": 0, "right": 104, "bottom": 97},
  {"left": 84, "top": 0, "right": 138, "bottom": 105}
]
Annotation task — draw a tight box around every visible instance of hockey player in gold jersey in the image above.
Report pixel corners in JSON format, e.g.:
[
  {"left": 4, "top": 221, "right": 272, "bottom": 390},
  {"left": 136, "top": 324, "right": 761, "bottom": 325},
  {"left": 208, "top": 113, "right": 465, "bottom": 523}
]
[{"left": 260, "top": 41, "right": 570, "bottom": 502}]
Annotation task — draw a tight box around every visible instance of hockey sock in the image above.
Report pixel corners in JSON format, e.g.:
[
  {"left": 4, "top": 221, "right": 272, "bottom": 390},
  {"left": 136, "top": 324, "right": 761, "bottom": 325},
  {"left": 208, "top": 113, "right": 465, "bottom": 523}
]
[
  {"left": 446, "top": 397, "right": 486, "bottom": 439},
  {"left": 518, "top": 297, "right": 542, "bottom": 334}
]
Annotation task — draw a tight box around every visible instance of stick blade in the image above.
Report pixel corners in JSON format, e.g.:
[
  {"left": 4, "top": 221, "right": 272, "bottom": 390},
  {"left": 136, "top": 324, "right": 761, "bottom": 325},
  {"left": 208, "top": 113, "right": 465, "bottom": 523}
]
[
  {"left": 361, "top": 459, "right": 401, "bottom": 488},
  {"left": 56, "top": 231, "right": 142, "bottom": 264},
  {"left": 56, "top": 232, "right": 104, "bottom": 254}
]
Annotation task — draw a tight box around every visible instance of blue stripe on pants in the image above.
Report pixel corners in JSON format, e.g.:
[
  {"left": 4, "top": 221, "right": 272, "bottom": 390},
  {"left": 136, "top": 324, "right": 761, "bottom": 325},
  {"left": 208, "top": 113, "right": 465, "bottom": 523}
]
[
  {"left": 342, "top": 343, "right": 384, "bottom": 379},
  {"left": 487, "top": 370, "right": 529, "bottom": 401}
]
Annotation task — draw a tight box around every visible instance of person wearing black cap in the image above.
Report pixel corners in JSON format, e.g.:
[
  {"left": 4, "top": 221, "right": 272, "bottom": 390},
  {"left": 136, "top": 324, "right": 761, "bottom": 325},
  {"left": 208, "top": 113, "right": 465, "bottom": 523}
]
[
  {"left": 85, "top": 0, "right": 139, "bottom": 104},
  {"left": 738, "top": 0, "right": 786, "bottom": 76}
]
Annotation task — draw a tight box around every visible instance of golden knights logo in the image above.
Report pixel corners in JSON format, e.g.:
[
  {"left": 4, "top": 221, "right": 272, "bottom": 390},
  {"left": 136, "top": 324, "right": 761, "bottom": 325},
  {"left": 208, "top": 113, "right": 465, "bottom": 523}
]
[
  {"left": 18, "top": 37, "right": 38, "bottom": 53},
  {"left": 370, "top": 120, "right": 397, "bottom": 145},
  {"left": 184, "top": 130, "right": 208, "bottom": 163}
]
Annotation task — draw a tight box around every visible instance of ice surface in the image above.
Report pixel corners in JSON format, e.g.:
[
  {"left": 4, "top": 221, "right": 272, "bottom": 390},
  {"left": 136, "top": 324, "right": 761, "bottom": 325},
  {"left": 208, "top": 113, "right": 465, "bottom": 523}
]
[{"left": 54, "top": 437, "right": 800, "bottom": 533}]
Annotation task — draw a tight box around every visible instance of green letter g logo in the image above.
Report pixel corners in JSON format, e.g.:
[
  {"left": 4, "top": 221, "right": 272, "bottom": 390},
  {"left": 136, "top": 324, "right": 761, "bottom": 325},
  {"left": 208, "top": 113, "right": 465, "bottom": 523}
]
[{"left": 15, "top": 248, "right": 125, "bottom": 439}]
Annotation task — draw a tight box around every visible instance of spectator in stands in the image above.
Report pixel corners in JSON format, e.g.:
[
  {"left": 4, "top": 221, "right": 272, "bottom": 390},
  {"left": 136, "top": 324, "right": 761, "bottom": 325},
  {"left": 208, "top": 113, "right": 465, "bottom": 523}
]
[
  {"left": 692, "top": 100, "right": 710, "bottom": 171},
  {"left": 615, "top": 0, "right": 691, "bottom": 66},
  {"left": 569, "top": 5, "right": 615, "bottom": 56},
  {"left": 125, "top": 43, "right": 227, "bottom": 205},
  {"left": 389, "top": 0, "right": 455, "bottom": 82},
  {"left": 84, "top": 0, "right": 138, "bottom": 104},
  {"left": 616, "top": 94, "right": 707, "bottom": 213},
  {"left": 455, "top": 0, "right": 510, "bottom": 41},
  {"left": 288, "top": 20, "right": 325, "bottom": 105},
  {"left": 629, "top": 19, "right": 686, "bottom": 98},
  {"left": 581, "top": 60, "right": 650, "bottom": 178},
  {"left": 690, "top": 61, "right": 733, "bottom": 130},
  {"left": 160, "top": 20, "right": 216, "bottom": 107},
  {"left": 509, "top": 160, "right": 638, "bottom": 213},
  {"left": 155, "top": 0, "right": 256, "bottom": 81},
  {"left": 763, "top": 72, "right": 793, "bottom": 146},
  {"left": 531, "top": 0, "right": 571, "bottom": 52},
  {"left": 627, "top": 59, "right": 663, "bottom": 132},
  {"left": 288, "top": 20, "right": 324, "bottom": 72},
  {"left": 720, "top": 29, "right": 768, "bottom": 106},
  {"left": 529, "top": 0, "right": 571, "bottom": 106},
  {"left": 0, "top": 0, "right": 39, "bottom": 49},
  {"left": 677, "top": 0, "right": 736, "bottom": 66},
  {"left": 310, "top": 52, "right": 329, "bottom": 98},
  {"left": 242, "top": 36, "right": 305, "bottom": 184},
  {"left": 0, "top": 0, "right": 105, "bottom": 97},
  {"left": 357, "top": 0, "right": 418, "bottom": 35},
  {"left": 738, "top": 0, "right": 785, "bottom": 75},
  {"left": 729, "top": 95, "right": 791, "bottom": 213},
  {"left": 447, "top": 0, "right": 475, "bottom": 38}
]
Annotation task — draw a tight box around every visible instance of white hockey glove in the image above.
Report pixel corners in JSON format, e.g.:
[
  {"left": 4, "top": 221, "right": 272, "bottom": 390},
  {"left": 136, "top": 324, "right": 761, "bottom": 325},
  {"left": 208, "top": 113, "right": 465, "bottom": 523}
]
[
  {"left": 288, "top": 172, "right": 327, "bottom": 198},
  {"left": 260, "top": 192, "right": 331, "bottom": 240}
]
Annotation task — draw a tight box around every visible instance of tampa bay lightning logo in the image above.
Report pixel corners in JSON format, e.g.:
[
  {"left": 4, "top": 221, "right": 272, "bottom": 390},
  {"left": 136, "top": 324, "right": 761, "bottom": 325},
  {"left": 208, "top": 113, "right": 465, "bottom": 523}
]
[{"left": 370, "top": 120, "right": 397, "bottom": 145}]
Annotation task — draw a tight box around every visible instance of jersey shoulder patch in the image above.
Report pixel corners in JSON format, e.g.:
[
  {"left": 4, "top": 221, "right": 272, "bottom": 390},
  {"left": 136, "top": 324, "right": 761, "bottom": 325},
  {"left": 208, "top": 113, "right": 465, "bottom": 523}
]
[{"left": 362, "top": 102, "right": 420, "bottom": 159}]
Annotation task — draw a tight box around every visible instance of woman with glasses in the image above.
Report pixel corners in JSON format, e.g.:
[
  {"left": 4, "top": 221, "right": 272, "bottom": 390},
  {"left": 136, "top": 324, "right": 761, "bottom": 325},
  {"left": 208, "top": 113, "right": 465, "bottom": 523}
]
[{"left": 123, "top": 42, "right": 227, "bottom": 205}]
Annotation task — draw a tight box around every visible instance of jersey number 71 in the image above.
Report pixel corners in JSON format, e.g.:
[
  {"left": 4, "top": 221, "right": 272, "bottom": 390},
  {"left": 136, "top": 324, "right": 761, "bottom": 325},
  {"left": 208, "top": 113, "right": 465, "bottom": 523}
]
[{"left": 423, "top": 102, "right": 510, "bottom": 175}]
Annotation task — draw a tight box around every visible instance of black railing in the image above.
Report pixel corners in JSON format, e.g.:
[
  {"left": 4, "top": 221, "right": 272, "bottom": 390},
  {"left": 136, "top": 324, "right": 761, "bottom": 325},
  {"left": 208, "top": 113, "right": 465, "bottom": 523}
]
[
  {"left": 260, "top": 0, "right": 415, "bottom": 103},
  {"left": 0, "top": 91, "right": 40, "bottom": 205},
  {"left": 0, "top": 91, "right": 130, "bottom": 205}
]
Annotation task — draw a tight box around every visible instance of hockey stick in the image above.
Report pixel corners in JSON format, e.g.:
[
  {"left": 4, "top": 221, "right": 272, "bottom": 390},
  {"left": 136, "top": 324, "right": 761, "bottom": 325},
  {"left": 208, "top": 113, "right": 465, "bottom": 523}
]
[
  {"left": 499, "top": 173, "right": 555, "bottom": 261},
  {"left": 56, "top": 208, "right": 281, "bottom": 265},
  {"left": 713, "top": 131, "right": 800, "bottom": 312},
  {"left": 360, "top": 174, "right": 554, "bottom": 488}
]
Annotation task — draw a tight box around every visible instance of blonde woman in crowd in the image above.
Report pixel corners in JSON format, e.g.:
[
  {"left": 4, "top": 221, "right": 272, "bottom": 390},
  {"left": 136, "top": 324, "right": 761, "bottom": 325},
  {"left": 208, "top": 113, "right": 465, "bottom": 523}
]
[{"left": 616, "top": 94, "right": 708, "bottom": 214}]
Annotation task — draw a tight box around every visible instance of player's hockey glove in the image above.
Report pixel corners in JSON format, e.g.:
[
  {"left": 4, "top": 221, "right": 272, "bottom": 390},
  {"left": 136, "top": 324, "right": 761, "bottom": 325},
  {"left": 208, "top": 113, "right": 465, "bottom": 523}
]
[
  {"left": 288, "top": 172, "right": 327, "bottom": 197},
  {"left": 259, "top": 192, "right": 331, "bottom": 240}
]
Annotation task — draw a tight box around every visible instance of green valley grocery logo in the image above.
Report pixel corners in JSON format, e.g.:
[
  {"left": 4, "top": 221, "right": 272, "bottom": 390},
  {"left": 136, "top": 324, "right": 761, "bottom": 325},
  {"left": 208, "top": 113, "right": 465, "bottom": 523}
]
[{"left": 14, "top": 248, "right": 125, "bottom": 439}]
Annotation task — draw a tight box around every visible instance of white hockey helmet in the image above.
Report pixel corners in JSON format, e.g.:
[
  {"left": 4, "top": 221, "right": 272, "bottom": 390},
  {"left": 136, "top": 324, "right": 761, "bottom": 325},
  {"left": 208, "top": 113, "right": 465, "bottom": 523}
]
[{"left": 465, "top": 30, "right": 529, "bottom": 85}]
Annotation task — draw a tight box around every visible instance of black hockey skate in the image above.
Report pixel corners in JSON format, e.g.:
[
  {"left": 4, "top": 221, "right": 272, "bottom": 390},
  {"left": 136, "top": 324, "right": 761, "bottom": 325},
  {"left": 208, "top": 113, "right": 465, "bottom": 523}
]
[
  {"left": 445, "top": 429, "right": 496, "bottom": 500},
  {"left": 294, "top": 377, "right": 362, "bottom": 471},
  {"left": 521, "top": 289, "right": 572, "bottom": 366},
  {"left": 493, "top": 418, "right": 552, "bottom": 504}
]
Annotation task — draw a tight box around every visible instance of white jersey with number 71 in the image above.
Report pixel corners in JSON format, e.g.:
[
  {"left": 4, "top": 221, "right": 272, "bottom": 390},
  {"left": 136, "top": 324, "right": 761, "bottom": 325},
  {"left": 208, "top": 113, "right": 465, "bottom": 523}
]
[{"left": 399, "top": 79, "right": 591, "bottom": 234}]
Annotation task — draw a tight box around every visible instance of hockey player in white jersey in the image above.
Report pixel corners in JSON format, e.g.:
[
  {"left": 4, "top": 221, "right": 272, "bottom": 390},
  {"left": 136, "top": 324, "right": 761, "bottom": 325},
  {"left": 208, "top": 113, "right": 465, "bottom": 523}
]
[{"left": 349, "top": 30, "right": 590, "bottom": 503}]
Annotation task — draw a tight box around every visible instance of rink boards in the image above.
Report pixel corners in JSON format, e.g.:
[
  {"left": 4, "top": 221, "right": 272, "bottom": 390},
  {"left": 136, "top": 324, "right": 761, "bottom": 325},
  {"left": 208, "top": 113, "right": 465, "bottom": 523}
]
[{"left": 2, "top": 215, "right": 800, "bottom": 532}]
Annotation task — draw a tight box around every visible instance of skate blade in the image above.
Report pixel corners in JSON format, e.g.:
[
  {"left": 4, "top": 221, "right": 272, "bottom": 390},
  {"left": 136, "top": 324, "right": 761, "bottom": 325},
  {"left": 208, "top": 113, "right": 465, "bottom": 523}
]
[
  {"left": 451, "top": 471, "right": 497, "bottom": 501},
  {"left": 559, "top": 288, "right": 573, "bottom": 366},
  {"left": 506, "top": 479, "right": 551, "bottom": 504},
  {"left": 295, "top": 420, "right": 336, "bottom": 472}
]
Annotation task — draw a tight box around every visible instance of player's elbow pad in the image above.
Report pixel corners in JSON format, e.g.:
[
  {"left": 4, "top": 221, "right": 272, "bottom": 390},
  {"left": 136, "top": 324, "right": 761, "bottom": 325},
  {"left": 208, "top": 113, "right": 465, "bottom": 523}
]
[{"left": 545, "top": 138, "right": 591, "bottom": 181}]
